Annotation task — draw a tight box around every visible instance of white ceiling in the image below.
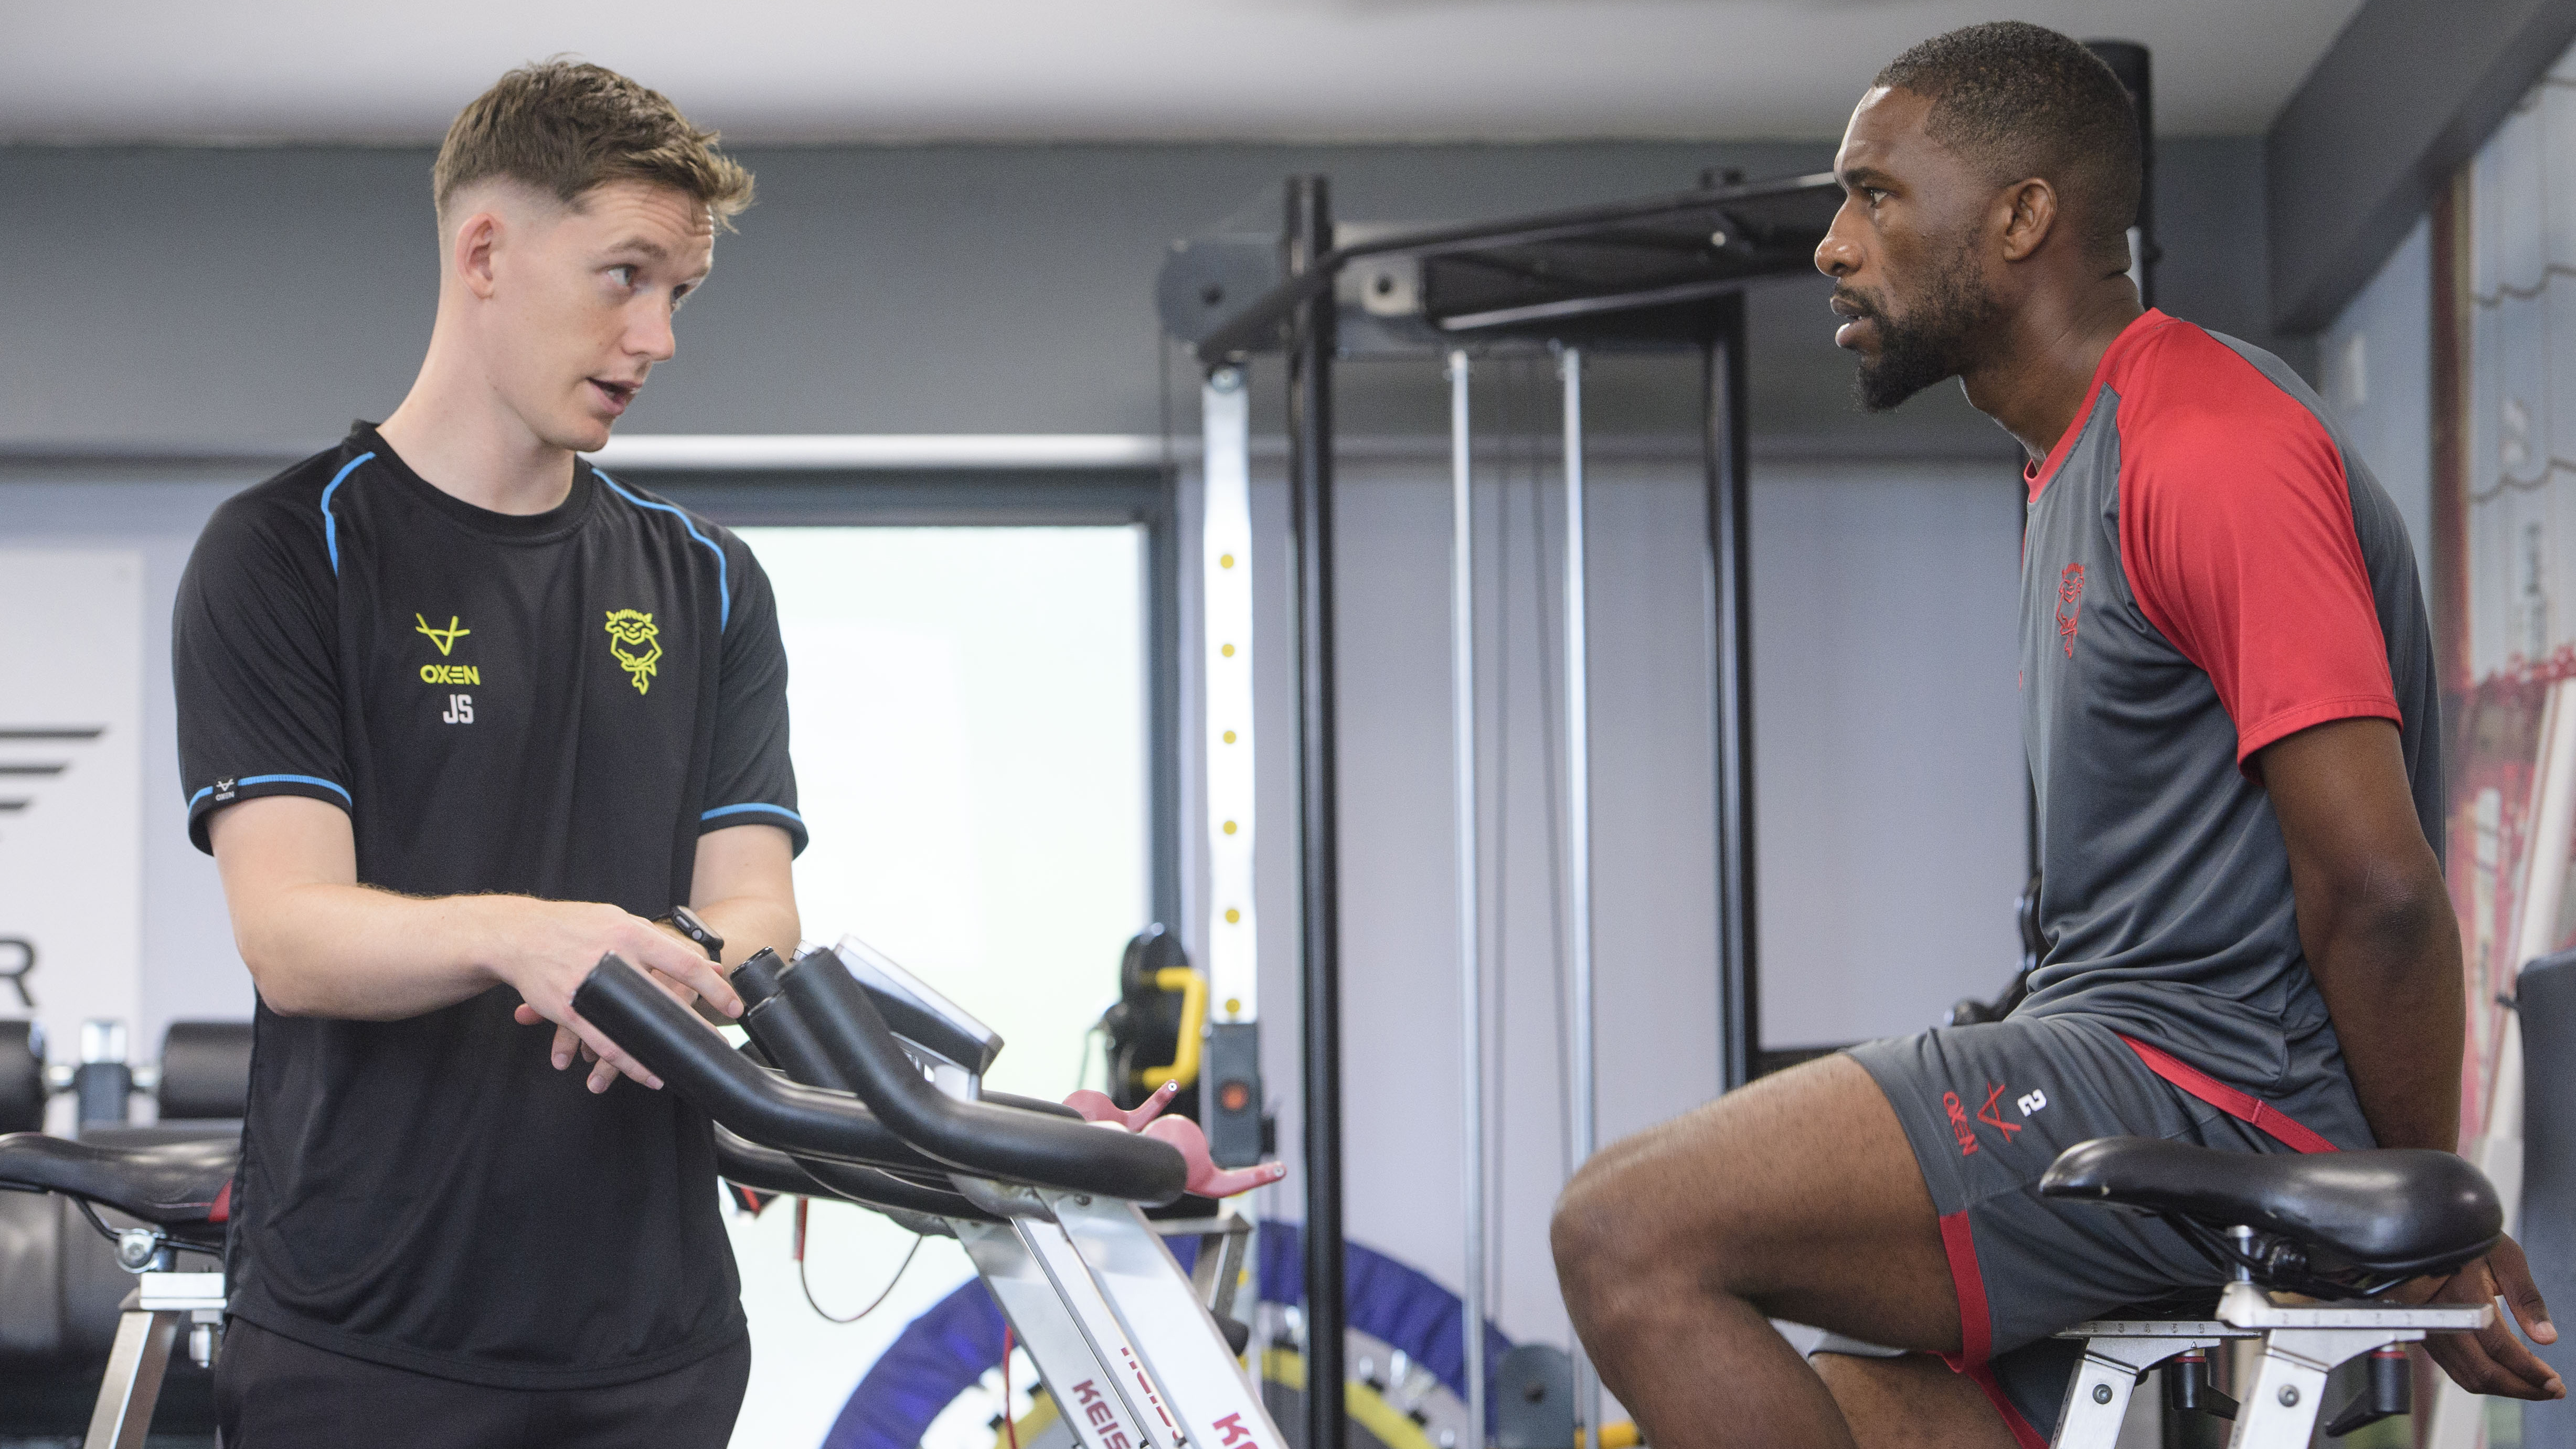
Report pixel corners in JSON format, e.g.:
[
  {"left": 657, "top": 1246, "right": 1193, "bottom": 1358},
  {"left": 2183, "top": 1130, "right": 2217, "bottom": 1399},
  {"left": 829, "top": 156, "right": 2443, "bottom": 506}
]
[{"left": 4, "top": 0, "right": 2366, "bottom": 145}]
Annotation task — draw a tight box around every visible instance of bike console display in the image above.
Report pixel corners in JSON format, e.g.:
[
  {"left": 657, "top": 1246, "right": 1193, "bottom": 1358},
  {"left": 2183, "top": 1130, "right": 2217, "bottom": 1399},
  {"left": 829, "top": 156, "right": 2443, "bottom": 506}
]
[{"left": 822, "top": 936, "right": 1004, "bottom": 1078}]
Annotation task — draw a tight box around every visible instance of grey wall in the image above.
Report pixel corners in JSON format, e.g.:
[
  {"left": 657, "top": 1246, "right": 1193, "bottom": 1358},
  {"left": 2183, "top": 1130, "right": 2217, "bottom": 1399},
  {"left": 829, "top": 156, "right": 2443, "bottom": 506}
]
[
  {"left": 2319, "top": 217, "right": 2435, "bottom": 592},
  {"left": 0, "top": 478, "right": 251, "bottom": 1065},
  {"left": 0, "top": 136, "right": 2297, "bottom": 459}
]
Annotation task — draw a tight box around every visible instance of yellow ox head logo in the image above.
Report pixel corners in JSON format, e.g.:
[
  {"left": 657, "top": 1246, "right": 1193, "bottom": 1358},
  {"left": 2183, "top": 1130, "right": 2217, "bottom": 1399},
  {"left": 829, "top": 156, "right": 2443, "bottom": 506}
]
[{"left": 603, "top": 609, "right": 662, "bottom": 695}]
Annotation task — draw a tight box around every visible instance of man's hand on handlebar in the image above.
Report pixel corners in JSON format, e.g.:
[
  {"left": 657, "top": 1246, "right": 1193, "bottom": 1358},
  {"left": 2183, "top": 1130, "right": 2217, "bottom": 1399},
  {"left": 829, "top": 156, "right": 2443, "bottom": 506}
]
[
  {"left": 2415, "top": 1232, "right": 2564, "bottom": 1401},
  {"left": 492, "top": 901, "right": 744, "bottom": 1094}
]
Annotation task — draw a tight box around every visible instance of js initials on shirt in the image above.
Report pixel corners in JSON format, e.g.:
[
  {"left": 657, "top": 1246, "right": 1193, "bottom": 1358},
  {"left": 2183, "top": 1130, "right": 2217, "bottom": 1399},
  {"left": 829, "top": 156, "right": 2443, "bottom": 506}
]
[{"left": 416, "top": 613, "right": 479, "bottom": 718}]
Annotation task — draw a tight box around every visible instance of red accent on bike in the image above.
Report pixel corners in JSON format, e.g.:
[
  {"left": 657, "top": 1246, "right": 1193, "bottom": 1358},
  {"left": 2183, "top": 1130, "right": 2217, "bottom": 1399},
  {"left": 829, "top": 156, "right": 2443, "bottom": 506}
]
[
  {"left": 1062, "top": 1081, "right": 1181, "bottom": 1132},
  {"left": 1143, "top": 1115, "right": 1287, "bottom": 1198}
]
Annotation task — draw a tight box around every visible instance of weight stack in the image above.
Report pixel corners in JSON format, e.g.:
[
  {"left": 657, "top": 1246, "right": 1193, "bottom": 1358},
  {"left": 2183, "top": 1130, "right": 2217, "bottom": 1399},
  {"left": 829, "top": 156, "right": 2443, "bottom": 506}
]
[{"left": 2521, "top": 950, "right": 2576, "bottom": 1448}]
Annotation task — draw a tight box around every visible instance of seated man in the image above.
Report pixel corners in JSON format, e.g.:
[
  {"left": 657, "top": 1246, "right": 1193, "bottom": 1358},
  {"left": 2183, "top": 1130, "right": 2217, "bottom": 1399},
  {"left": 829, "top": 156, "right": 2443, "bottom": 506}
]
[{"left": 1551, "top": 22, "right": 2561, "bottom": 1447}]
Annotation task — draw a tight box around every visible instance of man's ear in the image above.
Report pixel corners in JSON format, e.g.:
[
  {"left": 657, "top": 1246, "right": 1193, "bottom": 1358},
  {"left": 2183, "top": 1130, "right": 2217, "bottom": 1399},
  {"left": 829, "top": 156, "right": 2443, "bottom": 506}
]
[
  {"left": 452, "top": 210, "right": 505, "bottom": 301},
  {"left": 1997, "top": 178, "right": 2059, "bottom": 264}
]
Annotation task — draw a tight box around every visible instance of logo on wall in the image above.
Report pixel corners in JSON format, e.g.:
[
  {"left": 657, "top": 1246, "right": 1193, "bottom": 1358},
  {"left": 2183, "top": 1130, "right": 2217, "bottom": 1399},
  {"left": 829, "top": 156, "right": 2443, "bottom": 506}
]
[
  {"left": 604, "top": 610, "right": 662, "bottom": 695},
  {"left": 0, "top": 723, "right": 109, "bottom": 1012},
  {"left": 0, "top": 940, "right": 30, "bottom": 1009}
]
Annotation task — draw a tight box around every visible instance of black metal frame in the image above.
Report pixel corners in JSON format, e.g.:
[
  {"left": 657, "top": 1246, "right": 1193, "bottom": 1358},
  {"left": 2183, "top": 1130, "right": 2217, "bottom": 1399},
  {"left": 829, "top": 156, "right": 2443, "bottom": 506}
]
[
  {"left": 1704, "top": 301, "right": 1759, "bottom": 1093},
  {"left": 649, "top": 467, "right": 1187, "bottom": 930},
  {"left": 1281, "top": 175, "right": 1348, "bottom": 1449},
  {"left": 1170, "top": 170, "right": 1836, "bottom": 1449}
]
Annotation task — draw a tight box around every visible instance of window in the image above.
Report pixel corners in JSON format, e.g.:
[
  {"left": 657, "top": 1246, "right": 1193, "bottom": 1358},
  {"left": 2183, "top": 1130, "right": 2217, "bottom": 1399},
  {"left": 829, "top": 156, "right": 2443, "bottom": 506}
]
[{"left": 722, "top": 521, "right": 1158, "bottom": 1447}]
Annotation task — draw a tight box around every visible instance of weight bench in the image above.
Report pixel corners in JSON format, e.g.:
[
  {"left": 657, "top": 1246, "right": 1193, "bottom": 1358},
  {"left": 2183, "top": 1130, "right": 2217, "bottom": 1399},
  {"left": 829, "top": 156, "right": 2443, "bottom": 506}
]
[
  {"left": 2040, "top": 1135, "right": 2504, "bottom": 1448},
  {"left": 0, "top": 1132, "right": 235, "bottom": 1449}
]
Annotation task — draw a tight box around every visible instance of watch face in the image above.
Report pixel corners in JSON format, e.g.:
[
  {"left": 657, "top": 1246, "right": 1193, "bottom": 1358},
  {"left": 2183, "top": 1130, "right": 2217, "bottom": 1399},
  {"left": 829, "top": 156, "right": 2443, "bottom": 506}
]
[{"left": 663, "top": 907, "right": 723, "bottom": 960}]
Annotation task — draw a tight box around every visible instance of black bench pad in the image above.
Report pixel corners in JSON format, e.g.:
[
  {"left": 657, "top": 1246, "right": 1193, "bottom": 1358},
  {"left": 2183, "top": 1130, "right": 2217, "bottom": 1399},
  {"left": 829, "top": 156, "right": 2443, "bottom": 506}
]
[{"left": 0, "top": 1133, "right": 236, "bottom": 1241}]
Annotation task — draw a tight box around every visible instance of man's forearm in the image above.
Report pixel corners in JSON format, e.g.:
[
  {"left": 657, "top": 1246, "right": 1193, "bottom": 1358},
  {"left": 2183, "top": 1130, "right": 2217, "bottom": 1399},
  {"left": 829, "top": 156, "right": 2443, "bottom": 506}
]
[
  {"left": 2303, "top": 881, "right": 2465, "bottom": 1152},
  {"left": 689, "top": 893, "right": 800, "bottom": 969},
  {"left": 233, "top": 883, "right": 519, "bottom": 1020}
]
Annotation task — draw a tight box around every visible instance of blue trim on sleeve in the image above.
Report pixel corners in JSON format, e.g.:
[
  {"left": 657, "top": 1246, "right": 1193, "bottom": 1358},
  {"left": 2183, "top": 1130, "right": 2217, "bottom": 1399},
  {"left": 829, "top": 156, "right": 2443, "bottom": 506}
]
[
  {"left": 320, "top": 452, "right": 375, "bottom": 576},
  {"left": 700, "top": 803, "right": 803, "bottom": 828},
  {"left": 187, "top": 773, "right": 353, "bottom": 811},
  {"left": 595, "top": 470, "right": 730, "bottom": 632}
]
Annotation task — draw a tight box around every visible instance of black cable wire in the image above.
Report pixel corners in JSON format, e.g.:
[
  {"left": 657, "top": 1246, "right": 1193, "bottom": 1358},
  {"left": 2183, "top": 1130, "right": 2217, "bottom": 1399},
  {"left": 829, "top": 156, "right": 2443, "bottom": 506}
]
[{"left": 800, "top": 1223, "right": 927, "bottom": 1325}]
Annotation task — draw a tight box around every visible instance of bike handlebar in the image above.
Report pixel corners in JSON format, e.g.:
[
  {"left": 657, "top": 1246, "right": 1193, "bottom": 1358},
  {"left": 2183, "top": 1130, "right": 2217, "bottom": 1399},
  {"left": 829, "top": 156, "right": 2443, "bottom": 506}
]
[
  {"left": 774, "top": 947, "right": 1188, "bottom": 1204},
  {"left": 736, "top": 950, "right": 1080, "bottom": 1123},
  {"left": 574, "top": 955, "right": 948, "bottom": 1175},
  {"left": 710, "top": 1123, "right": 993, "bottom": 1222}
]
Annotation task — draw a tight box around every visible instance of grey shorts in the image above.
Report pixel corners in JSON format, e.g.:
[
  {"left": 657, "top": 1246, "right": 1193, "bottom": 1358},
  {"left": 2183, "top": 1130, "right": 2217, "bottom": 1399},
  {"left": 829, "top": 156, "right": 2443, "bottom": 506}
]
[{"left": 1832, "top": 1013, "right": 2371, "bottom": 1444}]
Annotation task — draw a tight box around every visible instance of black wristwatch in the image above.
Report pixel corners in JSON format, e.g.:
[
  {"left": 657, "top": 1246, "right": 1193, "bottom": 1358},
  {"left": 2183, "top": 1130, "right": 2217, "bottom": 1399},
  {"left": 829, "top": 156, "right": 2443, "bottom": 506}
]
[{"left": 656, "top": 905, "right": 725, "bottom": 963}]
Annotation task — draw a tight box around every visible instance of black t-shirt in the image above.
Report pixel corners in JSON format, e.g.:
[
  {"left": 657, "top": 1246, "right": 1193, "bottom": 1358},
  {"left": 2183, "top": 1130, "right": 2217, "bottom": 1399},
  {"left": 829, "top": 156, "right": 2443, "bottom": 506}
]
[{"left": 173, "top": 424, "right": 804, "bottom": 1388}]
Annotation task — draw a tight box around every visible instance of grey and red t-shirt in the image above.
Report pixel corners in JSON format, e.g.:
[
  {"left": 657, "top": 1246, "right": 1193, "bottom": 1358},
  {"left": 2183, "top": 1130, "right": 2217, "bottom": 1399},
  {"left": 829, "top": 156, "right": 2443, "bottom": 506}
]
[{"left": 2016, "top": 310, "right": 2441, "bottom": 1106}]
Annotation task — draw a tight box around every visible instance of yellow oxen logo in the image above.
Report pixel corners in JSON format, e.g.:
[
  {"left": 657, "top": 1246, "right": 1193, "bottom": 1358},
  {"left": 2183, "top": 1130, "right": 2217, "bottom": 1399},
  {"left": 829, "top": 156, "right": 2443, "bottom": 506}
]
[{"left": 603, "top": 610, "right": 662, "bottom": 695}]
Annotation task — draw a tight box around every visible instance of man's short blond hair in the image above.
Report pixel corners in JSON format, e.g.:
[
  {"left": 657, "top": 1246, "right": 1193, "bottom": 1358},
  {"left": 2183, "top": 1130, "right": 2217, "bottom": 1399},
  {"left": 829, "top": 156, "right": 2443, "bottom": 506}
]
[{"left": 432, "top": 60, "right": 754, "bottom": 230}]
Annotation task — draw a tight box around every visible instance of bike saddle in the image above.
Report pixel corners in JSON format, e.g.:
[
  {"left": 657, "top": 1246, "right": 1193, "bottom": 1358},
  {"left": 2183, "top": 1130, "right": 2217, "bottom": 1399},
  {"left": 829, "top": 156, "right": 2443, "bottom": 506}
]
[
  {"left": 0, "top": 1132, "right": 237, "bottom": 1248},
  {"left": 2040, "top": 1137, "right": 2499, "bottom": 1284}
]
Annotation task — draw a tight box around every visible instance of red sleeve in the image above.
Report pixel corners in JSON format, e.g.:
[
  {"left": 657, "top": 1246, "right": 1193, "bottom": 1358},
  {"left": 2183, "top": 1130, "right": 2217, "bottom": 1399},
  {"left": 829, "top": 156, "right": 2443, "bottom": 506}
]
[{"left": 2113, "top": 327, "right": 2399, "bottom": 767}]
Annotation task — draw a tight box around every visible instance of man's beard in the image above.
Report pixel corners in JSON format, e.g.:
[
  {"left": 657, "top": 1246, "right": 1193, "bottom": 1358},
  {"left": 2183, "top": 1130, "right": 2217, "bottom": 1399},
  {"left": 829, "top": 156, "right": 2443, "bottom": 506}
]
[{"left": 1845, "top": 237, "right": 1997, "bottom": 413}]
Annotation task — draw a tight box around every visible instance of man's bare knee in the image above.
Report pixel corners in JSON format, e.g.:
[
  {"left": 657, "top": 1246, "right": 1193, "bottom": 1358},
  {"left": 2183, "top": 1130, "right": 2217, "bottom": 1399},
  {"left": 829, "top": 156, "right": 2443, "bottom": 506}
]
[
  {"left": 1550, "top": 1102, "right": 1782, "bottom": 1327},
  {"left": 1551, "top": 1157, "right": 1680, "bottom": 1313},
  {"left": 1553, "top": 1057, "right": 1956, "bottom": 1352}
]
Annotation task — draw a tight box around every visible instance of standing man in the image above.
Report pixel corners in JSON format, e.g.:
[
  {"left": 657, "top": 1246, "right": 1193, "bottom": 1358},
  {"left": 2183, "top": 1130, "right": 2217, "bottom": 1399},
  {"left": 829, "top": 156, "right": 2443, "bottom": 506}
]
[
  {"left": 174, "top": 60, "right": 801, "bottom": 1445},
  {"left": 1551, "top": 23, "right": 2561, "bottom": 1447}
]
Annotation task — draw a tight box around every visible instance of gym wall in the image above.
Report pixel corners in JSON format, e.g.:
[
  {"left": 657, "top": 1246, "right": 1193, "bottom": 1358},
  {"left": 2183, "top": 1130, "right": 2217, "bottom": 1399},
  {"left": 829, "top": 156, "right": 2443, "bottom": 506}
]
[{"left": 0, "top": 137, "right": 2296, "bottom": 452}]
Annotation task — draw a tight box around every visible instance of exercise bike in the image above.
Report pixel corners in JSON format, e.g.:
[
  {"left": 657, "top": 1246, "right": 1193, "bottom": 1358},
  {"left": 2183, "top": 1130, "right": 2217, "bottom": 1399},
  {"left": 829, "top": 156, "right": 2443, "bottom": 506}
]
[
  {"left": 0, "top": 1130, "right": 231, "bottom": 1448},
  {"left": 2036, "top": 1136, "right": 2503, "bottom": 1448},
  {"left": 576, "top": 934, "right": 1292, "bottom": 1449}
]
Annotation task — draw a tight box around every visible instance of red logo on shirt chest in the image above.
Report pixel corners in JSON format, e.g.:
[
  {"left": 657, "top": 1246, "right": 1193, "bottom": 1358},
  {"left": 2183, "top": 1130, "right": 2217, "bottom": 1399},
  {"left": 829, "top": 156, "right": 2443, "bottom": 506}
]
[{"left": 2056, "top": 564, "right": 2086, "bottom": 658}]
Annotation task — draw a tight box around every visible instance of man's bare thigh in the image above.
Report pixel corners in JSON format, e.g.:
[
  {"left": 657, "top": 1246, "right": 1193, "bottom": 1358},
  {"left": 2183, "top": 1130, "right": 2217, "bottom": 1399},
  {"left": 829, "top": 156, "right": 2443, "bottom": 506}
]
[{"left": 1564, "top": 1053, "right": 1960, "bottom": 1350}]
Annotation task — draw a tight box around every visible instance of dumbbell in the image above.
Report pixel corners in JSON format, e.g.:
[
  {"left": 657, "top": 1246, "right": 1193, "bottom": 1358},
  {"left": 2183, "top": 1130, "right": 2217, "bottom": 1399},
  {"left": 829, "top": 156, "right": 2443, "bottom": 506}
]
[{"left": 0, "top": 1019, "right": 254, "bottom": 1133}]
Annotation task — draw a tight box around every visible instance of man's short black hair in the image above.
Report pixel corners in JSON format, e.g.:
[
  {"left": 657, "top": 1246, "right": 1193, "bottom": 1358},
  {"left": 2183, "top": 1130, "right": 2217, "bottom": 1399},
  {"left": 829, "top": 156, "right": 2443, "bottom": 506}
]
[{"left": 1874, "top": 22, "right": 2142, "bottom": 265}]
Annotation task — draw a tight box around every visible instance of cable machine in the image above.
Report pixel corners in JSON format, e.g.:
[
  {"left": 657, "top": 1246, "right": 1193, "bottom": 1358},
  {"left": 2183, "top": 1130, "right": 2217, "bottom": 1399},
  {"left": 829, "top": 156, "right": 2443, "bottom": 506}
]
[{"left": 1158, "top": 171, "right": 1840, "bottom": 1449}]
